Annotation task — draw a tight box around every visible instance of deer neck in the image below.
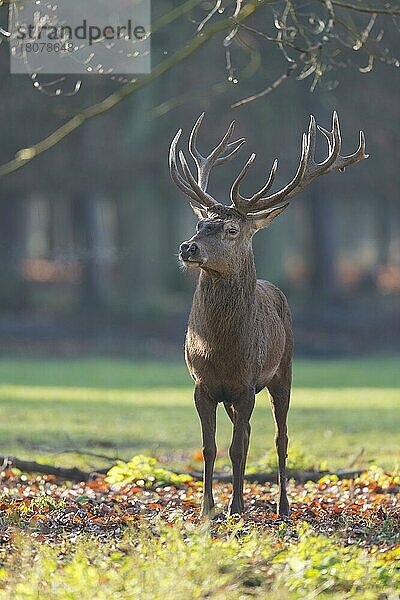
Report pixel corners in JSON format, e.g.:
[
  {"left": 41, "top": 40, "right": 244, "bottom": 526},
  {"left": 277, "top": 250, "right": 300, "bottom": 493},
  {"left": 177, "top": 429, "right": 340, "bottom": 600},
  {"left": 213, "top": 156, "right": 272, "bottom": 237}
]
[{"left": 192, "top": 250, "right": 257, "bottom": 340}]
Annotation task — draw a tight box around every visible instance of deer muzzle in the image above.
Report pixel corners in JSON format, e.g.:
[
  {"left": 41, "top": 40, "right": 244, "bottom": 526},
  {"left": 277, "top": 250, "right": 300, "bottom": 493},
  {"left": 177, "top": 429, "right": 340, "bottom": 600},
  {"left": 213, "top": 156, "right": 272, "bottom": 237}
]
[{"left": 179, "top": 241, "right": 201, "bottom": 264}]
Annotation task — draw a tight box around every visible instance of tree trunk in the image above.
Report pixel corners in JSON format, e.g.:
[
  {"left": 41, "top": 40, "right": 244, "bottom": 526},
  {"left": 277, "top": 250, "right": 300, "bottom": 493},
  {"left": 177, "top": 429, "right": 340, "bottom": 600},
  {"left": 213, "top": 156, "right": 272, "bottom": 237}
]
[{"left": 308, "top": 184, "right": 338, "bottom": 297}]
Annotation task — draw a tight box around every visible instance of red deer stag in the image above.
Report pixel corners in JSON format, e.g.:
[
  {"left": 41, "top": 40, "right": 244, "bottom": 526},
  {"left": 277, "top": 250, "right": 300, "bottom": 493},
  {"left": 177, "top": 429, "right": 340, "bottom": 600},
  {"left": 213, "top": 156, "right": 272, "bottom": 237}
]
[{"left": 169, "top": 113, "right": 368, "bottom": 517}]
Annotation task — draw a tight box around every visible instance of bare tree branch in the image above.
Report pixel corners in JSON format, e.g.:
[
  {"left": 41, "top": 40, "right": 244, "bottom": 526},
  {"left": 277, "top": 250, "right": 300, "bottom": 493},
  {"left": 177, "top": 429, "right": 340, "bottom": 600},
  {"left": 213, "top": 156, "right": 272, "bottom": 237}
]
[
  {"left": 326, "top": 0, "right": 400, "bottom": 16},
  {"left": 0, "top": 0, "right": 270, "bottom": 179},
  {"left": 0, "top": 0, "right": 398, "bottom": 175},
  {"left": 323, "top": 0, "right": 335, "bottom": 34},
  {"left": 240, "top": 23, "right": 308, "bottom": 53},
  {"left": 31, "top": 444, "right": 126, "bottom": 463},
  {"left": 1, "top": 455, "right": 109, "bottom": 481},
  {"left": 232, "top": 43, "right": 322, "bottom": 108},
  {"left": 197, "top": 468, "right": 366, "bottom": 483},
  {"left": 353, "top": 13, "right": 377, "bottom": 50},
  {"left": 0, "top": 454, "right": 366, "bottom": 484},
  {"left": 232, "top": 62, "right": 299, "bottom": 107},
  {"left": 197, "top": 0, "right": 222, "bottom": 32}
]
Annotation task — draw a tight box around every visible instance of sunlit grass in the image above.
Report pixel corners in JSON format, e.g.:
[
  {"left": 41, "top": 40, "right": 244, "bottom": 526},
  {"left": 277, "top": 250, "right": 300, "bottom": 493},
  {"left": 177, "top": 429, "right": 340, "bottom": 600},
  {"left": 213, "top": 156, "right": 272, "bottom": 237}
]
[
  {"left": 0, "top": 522, "right": 398, "bottom": 599},
  {"left": 0, "top": 357, "right": 398, "bottom": 471},
  {"left": 0, "top": 356, "right": 398, "bottom": 389},
  {"left": 0, "top": 357, "right": 398, "bottom": 599}
]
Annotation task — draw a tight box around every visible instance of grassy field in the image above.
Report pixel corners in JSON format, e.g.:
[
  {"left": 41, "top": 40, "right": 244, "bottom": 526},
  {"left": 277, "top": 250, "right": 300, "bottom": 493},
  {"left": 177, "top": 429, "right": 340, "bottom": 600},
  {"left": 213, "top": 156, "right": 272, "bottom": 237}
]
[
  {"left": 1, "top": 517, "right": 398, "bottom": 599},
  {"left": 0, "top": 356, "right": 398, "bottom": 471},
  {"left": 0, "top": 356, "right": 399, "bottom": 599}
]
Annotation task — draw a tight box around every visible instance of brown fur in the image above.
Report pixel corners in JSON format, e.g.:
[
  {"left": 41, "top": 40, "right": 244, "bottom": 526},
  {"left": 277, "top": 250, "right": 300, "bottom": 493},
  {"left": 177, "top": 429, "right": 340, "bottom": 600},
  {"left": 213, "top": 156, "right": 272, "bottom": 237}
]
[
  {"left": 172, "top": 113, "right": 367, "bottom": 517},
  {"left": 181, "top": 210, "right": 293, "bottom": 516}
]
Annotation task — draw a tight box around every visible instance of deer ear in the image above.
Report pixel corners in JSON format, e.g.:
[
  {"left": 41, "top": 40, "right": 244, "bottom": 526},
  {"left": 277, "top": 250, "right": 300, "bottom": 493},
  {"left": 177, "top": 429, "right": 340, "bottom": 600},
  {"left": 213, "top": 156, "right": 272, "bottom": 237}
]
[
  {"left": 251, "top": 203, "right": 289, "bottom": 231},
  {"left": 190, "top": 203, "right": 208, "bottom": 220}
]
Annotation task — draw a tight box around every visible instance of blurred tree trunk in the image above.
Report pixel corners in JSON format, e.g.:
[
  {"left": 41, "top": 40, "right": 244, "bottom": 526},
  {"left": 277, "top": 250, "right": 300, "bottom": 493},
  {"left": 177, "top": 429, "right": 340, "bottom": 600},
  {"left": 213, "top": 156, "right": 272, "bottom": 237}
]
[
  {"left": 375, "top": 199, "right": 391, "bottom": 265},
  {"left": 76, "top": 194, "right": 105, "bottom": 312},
  {"left": 75, "top": 95, "right": 111, "bottom": 314},
  {"left": 0, "top": 185, "right": 26, "bottom": 309},
  {"left": 118, "top": 83, "right": 169, "bottom": 318},
  {"left": 308, "top": 184, "right": 338, "bottom": 296},
  {"left": 305, "top": 92, "right": 338, "bottom": 297}
]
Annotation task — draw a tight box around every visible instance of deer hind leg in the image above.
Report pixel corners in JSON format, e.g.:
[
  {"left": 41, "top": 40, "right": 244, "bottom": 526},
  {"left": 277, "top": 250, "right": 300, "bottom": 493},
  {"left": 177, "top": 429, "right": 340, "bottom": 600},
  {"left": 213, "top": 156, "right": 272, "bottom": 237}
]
[
  {"left": 224, "top": 402, "right": 250, "bottom": 510},
  {"left": 268, "top": 368, "right": 291, "bottom": 517},
  {"left": 225, "top": 390, "right": 255, "bottom": 516},
  {"left": 194, "top": 384, "right": 217, "bottom": 517}
]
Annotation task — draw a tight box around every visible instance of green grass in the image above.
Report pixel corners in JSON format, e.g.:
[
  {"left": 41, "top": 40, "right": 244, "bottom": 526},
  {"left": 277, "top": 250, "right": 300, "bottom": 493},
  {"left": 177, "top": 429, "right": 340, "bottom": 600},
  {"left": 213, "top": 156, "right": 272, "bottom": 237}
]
[
  {"left": 0, "top": 522, "right": 399, "bottom": 599},
  {"left": 0, "top": 356, "right": 398, "bottom": 388},
  {"left": 0, "top": 357, "right": 398, "bottom": 470},
  {"left": 0, "top": 357, "right": 399, "bottom": 599}
]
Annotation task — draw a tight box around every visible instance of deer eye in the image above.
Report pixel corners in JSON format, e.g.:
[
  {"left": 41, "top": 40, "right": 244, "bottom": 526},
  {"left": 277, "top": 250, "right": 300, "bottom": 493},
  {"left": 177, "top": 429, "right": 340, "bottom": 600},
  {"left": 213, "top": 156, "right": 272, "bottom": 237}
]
[{"left": 228, "top": 227, "right": 239, "bottom": 236}]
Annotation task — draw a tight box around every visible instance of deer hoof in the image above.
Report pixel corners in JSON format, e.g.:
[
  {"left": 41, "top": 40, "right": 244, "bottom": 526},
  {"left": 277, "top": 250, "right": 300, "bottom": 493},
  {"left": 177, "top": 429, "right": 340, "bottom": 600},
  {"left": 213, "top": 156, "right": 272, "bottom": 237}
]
[
  {"left": 278, "top": 499, "right": 290, "bottom": 518},
  {"left": 200, "top": 504, "right": 215, "bottom": 519},
  {"left": 228, "top": 500, "right": 245, "bottom": 516}
]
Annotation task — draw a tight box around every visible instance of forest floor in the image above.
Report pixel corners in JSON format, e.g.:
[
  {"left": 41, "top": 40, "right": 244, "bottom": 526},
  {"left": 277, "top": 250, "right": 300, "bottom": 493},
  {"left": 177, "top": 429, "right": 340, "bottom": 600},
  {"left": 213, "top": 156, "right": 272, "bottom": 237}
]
[
  {"left": 0, "top": 356, "right": 399, "bottom": 598},
  {"left": 0, "top": 465, "right": 399, "bottom": 598}
]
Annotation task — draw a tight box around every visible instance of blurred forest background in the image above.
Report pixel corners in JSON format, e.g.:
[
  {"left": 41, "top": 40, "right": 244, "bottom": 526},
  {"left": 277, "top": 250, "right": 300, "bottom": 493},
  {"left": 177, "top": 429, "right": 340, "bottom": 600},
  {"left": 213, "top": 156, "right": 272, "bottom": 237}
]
[{"left": 0, "top": 0, "right": 399, "bottom": 358}]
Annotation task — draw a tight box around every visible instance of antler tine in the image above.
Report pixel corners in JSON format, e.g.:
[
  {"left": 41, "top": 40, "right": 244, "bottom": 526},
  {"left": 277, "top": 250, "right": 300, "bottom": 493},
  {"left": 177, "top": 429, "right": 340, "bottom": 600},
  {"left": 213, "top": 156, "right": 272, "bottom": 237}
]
[
  {"left": 170, "top": 112, "right": 368, "bottom": 216},
  {"left": 170, "top": 129, "right": 218, "bottom": 208},
  {"left": 178, "top": 150, "right": 217, "bottom": 209},
  {"left": 307, "top": 114, "right": 317, "bottom": 159},
  {"left": 318, "top": 120, "right": 368, "bottom": 172},
  {"left": 169, "top": 113, "right": 246, "bottom": 209},
  {"left": 315, "top": 111, "right": 342, "bottom": 173},
  {"left": 169, "top": 119, "right": 220, "bottom": 209},
  {"left": 251, "top": 131, "right": 310, "bottom": 210},
  {"left": 188, "top": 113, "right": 206, "bottom": 163},
  {"left": 306, "top": 111, "right": 368, "bottom": 176},
  {"left": 209, "top": 120, "right": 236, "bottom": 162},
  {"left": 230, "top": 153, "right": 257, "bottom": 213},
  {"left": 169, "top": 130, "right": 205, "bottom": 204},
  {"left": 216, "top": 138, "right": 246, "bottom": 165},
  {"left": 189, "top": 114, "right": 245, "bottom": 189},
  {"left": 242, "top": 112, "right": 368, "bottom": 215},
  {"left": 246, "top": 159, "right": 279, "bottom": 209},
  {"left": 318, "top": 124, "right": 334, "bottom": 152},
  {"left": 333, "top": 130, "right": 368, "bottom": 173},
  {"left": 230, "top": 154, "right": 280, "bottom": 214}
]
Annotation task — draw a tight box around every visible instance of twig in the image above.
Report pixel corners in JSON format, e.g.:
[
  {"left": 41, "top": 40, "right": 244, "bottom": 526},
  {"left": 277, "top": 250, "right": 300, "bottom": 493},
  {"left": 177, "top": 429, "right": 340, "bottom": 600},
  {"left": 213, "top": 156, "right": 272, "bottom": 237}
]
[
  {"left": 188, "top": 468, "right": 365, "bottom": 483},
  {"left": 0, "top": 455, "right": 109, "bottom": 482},
  {"left": 0, "top": 455, "right": 366, "bottom": 485},
  {"left": 323, "top": 0, "right": 335, "bottom": 33},
  {"left": 276, "top": 1, "right": 297, "bottom": 64},
  {"left": 0, "top": 0, "right": 268, "bottom": 179},
  {"left": 303, "top": 578, "right": 336, "bottom": 600},
  {"left": 232, "top": 42, "right": 322, "bottom": 108},
  {"left": 240, "top": 23, "right": 310, "bottom": 54},
  {"left": 345, "top": 447, "right": 365, "bottom": 469},
  {"left": 231, "top": 62, "right": 299, "bottom": 107},
  {"left": 329, "top": 0, "right": 400, "bottom": 16},
  {"left": 353, "top": 13, "right": 377, "bottom": 50},
  {"left": 197, "top": 0, "right": 222, "bottom": 32},
  {"left": 224, "top": 0, "right": 243, "bottom": 46},
  {"left": 31, "top": 445, "right": 127, "bottom": 463}
]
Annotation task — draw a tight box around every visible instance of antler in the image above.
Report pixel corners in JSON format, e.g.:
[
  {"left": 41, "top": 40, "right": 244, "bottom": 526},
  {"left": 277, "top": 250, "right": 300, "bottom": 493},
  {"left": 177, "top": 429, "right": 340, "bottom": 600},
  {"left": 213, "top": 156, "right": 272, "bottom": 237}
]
[
  {"left": 230, "top": 112, "right": 368, "bottom": 216},
  {"left": 169, "top": 113, "right": 245, "bottom": 209}
]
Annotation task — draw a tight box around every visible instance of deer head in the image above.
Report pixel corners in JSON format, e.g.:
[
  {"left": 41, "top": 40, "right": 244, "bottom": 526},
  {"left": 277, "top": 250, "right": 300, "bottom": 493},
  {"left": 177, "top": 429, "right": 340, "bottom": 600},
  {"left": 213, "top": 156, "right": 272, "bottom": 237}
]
[{"left": 170, "top": 113, "right": 368, "bottom": 275}]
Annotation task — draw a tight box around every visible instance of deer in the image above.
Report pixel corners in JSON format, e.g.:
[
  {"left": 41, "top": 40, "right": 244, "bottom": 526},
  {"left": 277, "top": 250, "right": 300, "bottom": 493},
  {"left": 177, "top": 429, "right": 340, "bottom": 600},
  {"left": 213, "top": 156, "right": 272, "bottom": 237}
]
[{"left": 169, "top": 112, "right": 368, "bottom": 517}]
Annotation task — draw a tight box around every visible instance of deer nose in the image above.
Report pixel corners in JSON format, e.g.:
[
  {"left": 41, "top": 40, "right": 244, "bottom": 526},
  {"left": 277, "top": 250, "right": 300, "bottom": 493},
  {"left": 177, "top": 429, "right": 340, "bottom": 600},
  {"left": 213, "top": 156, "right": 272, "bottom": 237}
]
[{"left": 180, "top": 242, "right": 198, "bottom": 261}]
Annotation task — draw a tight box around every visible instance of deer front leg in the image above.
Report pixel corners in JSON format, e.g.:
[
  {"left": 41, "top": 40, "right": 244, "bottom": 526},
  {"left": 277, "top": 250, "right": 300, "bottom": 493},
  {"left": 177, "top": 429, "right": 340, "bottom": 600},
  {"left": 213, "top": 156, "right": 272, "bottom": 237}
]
[
  {"left": 227, "top": 390, "right": 255, "bottom": 516},
  {"left": 194, "top": 384, "right": 217, "bottom": 517}
]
